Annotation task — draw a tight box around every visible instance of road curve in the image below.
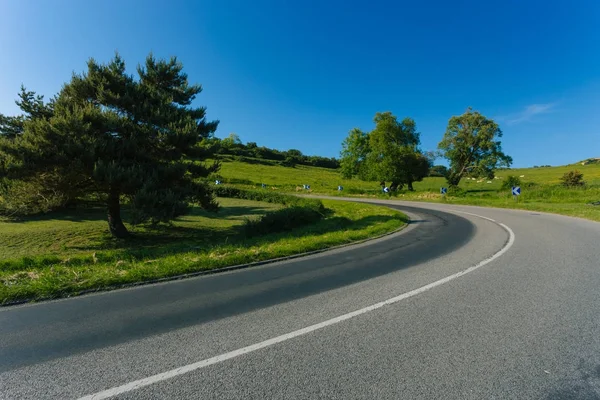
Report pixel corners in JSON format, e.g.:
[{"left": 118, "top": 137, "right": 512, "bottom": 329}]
[{"left": 1, "top": 200, "right": 599, "bottom": 399}]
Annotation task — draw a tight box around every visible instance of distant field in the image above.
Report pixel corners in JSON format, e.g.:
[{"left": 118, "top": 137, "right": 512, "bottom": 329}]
[
  {"left": 214, "top": 158, "right": 600, "bottom": 222},
  {"left": 216, "top": 157, "right": 600, "bottom": 191}
]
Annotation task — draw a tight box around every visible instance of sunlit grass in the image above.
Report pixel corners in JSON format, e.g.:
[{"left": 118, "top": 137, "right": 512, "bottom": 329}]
[
  {"left": 215, "top": 158, "right": 600, "bottom": 222},
  {"left": 0, "top": 199, "right": 406, "bottom": 304}
]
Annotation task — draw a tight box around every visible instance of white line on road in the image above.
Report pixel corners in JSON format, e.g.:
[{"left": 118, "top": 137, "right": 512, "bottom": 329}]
[{"left": 78, "top": 211, "right": 516, "bottom": 400}]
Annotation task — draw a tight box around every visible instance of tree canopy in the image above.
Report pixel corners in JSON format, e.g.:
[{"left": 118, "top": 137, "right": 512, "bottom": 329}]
[
  {"left": 438, "top": 108, "right": 512, "bottom": 186},
  {"left": 0, "top": 86, "right": 54, "bottom": 138},
  {"left": 340, "top": 112, "right": 431, "bottom": 190},
  {"left": 0, "top": 53, "right": 219, "bottom": 238}
]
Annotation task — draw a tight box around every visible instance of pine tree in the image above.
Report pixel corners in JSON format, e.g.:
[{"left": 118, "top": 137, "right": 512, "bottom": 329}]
[
  {"left": 1, "top": 53, "right": 220, "bottom": 237},
  {"left": 0, "top": 85, "right": 54, "bottom": 138}
]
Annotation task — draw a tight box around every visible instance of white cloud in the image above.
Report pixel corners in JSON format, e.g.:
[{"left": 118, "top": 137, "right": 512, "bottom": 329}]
[{"left": 498, "top": 103, "right": 556, "bottom": 125}]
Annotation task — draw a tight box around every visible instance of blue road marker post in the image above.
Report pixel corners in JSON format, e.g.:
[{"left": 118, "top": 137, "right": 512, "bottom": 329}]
[
  {"left": 383, "top": 187, "right": 389, "bottom": 193},
  {"left": 512, "top": 186, "right": 521, "bottom": 201},
  {"left": 215, "top": 180, "right": 221, "bottom": 185},
  {"left": 261, "top": 183, "right": 266, "bottom": 188},
  {"left": 440, "top": 187, "right": 448, "bottom": 196},
  {"left": 338, "top": 186, "right": 343, "bottom": 191}
]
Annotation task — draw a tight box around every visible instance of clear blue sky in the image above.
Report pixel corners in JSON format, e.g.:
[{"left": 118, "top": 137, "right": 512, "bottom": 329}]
[{"left": 1, "top": 0, "right": 599, "bottom": 167}]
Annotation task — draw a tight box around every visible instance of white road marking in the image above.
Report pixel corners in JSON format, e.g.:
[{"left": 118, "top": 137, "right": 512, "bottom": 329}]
[{"left": 78, "top": 211, "right": 516, "bottom": 400}]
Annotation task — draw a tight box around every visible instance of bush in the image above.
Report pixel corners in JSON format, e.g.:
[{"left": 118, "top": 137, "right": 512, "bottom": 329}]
[
  {"left": 429, "top": 165, "right": 448, "bottom": 177},
  {"left": 560, "top": 170, "right": 585, "bottom": 187},
  {"left": 0, "top": 176, "right": 76, "bottom": 217},
  {"left": 501, "top": 175, "right": 522, "bottom": 190},
  {"left": 214, "top": 186, "right": 327, "bottom": 236},
  {"left": 448, "top": 186, "right": 467, "bottom": 197},
  {"left": 243, "top": 206, "right": 324, "bottom": 237}
]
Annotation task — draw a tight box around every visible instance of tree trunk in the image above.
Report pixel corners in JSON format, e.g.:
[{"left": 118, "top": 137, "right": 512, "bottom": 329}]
[
  {"left": 107, "top": 188, "right": 129, "bottom": 238},
  {"left": 407, "top": 181, "right": 414, "bottom": 191},
  {"left": 447, "top": 172, "right": 461, "bottom": 187}
]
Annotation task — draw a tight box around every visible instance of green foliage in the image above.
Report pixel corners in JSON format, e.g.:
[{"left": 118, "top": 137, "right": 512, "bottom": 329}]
[
  {"left": 212, "top": 136, "right": 339, "bottom": 169},
  {"left": 501, "top": 175, "right": 522, "bottom": 190},
  {"left": 0, "top": 53, "right": 219, "bottom": 238},
  {"left": 221, "top": 133, "right": 242, "bottom": 148},
  {"left": 243, "top": 206, "right": 324, "bottom": 237},
  {"left": 560, "top": 170, "right": 585, "bottom": 187},
  {"left": 340, "top": 128, "right": 371, "bottom": 179},
  {"left": 438, "top": 107, "right": 512, "bottom": 186},
  {"left": 448, "top": 186, "right": 467, "bottom": 197},
  {"left": 214, "top": 186, "right": 327, "bottom": 236},
  {"left": 340, "top": 112, "right": 431, "bottom": 190},
  {"left": 0, "top": 86, "right": 54, "bottom": 138},
  {"left": 212, "top": 186, "right": 325, "bottom": 211},
  {"left": 429, "top": 165, "right": 448, "bottom": 177}
]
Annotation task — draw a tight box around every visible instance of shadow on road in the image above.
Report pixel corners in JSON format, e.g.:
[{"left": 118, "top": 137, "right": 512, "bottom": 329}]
[{"left": 0, "top": 205, "right": 478, "bottom": 372}]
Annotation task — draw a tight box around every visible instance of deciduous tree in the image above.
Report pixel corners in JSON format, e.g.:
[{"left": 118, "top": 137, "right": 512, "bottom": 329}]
[
  {"left": 438, "top": 107, "right": 511, "bottom": 187},
  {"left": 339, "top": 112, "right": 431, "bottom": 190}
]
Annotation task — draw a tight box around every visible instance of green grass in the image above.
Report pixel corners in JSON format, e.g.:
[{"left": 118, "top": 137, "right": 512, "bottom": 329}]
[
  {"left": 0, "top": 198, "right": 281, "bottom": 261},
  {"left": 215, "top": 159, "right": 600, "bottom": 222},
  {"left": 0, "top": 199, "right": 407, "bottom": 304},
  {"left": 217, "top": 158, "right": 600, "bottom": 192}
]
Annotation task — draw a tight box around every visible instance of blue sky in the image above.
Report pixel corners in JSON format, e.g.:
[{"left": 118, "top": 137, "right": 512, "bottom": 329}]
[{"left": 1, "top": 0, "right": 599, "bottom": 167}]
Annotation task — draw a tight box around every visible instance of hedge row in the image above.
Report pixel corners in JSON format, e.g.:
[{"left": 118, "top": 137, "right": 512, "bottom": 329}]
[
  {"left": 213, "top": 186, "right": 327, "bottom": 235},
  {"left": 212, "top": 186, "right": 325, "bottom": 212}
]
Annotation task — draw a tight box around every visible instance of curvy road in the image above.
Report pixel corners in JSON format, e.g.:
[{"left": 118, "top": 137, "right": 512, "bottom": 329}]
[{"left": 1, "top": 198, "right": 600, "bottom": 400}]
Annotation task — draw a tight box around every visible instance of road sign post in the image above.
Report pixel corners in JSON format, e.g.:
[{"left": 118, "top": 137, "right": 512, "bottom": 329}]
[{"left": 512, "top": 186, "right": 521, "bottom": 201}]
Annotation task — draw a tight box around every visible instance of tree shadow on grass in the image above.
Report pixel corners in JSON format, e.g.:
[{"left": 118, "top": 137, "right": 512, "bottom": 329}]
[
  {"left": 0, "top": 202, "right": 274, "bottom": 225},
  {"left": 0, "top": 207, "right": 476, "bottom": 372},
  {"left": 0, "top": 206, "right": 108, "bottom": 224},
  {"left": 190, "top": 206, "right": 278, "bottom": 220},
  {"left": 68, "top": 213, "right": 405, "bottom": 262}
]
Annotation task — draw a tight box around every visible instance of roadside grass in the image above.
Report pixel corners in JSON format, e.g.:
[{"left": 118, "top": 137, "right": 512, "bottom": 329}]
[
  {"left": 0, "top": 199, "right": 407, "bottom": 304},
  {"left": 215, "top": 159, "right": 600, "bottom": 222},
  {"left": 0, "top": 198, "right": 281, "bottom": 261}
]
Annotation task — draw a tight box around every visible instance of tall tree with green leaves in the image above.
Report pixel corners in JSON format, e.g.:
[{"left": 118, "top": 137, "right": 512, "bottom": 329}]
[
  {"left": 340, "top": 128, "right": 371, "bottom": 180},
  {"left": 438, "top": 107, "right": 512, "bottom": 187},
  {"left": 367, "top": 112, "right": 428, "bottom": 190},
  {"left": 339, "top": 112, "right": 430, "bottom": 190},
  {"left": 1, "top": 53, "right": 219, "bottom": 238}
]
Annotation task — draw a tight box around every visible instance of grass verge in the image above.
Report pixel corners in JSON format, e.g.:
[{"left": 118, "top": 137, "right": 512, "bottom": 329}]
[{"left": 0, "top": 199, "right": 407, "bottom": 305}]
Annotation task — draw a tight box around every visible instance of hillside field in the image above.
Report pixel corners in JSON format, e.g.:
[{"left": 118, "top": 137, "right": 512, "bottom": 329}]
[{"left": 215, "top": 158, "right": 600, "bottom": 222}]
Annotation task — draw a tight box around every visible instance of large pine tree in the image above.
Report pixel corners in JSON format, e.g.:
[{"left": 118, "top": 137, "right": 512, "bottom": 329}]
[{"left": 1, "top": 53, "right": 220, "bottom": 237}]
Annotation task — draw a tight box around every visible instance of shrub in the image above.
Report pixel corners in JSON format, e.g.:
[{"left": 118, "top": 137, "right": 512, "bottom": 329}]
[
  {"left": 243, "top": 206, "right": 324, "bottom": 237},
  {"left": 501, "top": 175, "right": 522, "bottom": 190},
  {"left": 448, "top": 186, "right": 467, "bottom": 197},
  {"left": 0, "top": 176, "right": 75, "bottom": 217},
  {"left": 560, "top": 170, "right": 585, "bottom": 187},
  {"left": 429, "top": 165, "right": 448, "bottom": 177},
  {"left": 213, "top": 186, "right": 327, "bottom": 236}
]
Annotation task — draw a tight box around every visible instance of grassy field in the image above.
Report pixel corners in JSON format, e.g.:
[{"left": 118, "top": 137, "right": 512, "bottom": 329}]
[
  {"left": 0, "top": 198, "right": 407, "bottom": 304},
  {"left": 215, "top": 158, "right": 600, "bottom": 222},
  {"left": 216, "top": 158, "right": 600, "bottom": 191}
]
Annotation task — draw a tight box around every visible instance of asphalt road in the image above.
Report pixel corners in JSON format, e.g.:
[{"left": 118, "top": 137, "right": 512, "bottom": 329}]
[{"left": 1, "top": 199, "right": 599, "bottom": 399}]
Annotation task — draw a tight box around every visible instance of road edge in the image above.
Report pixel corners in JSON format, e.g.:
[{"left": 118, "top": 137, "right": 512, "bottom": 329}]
[{"left": 1, "top": 204, "right": 412, "bottom": 308}]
